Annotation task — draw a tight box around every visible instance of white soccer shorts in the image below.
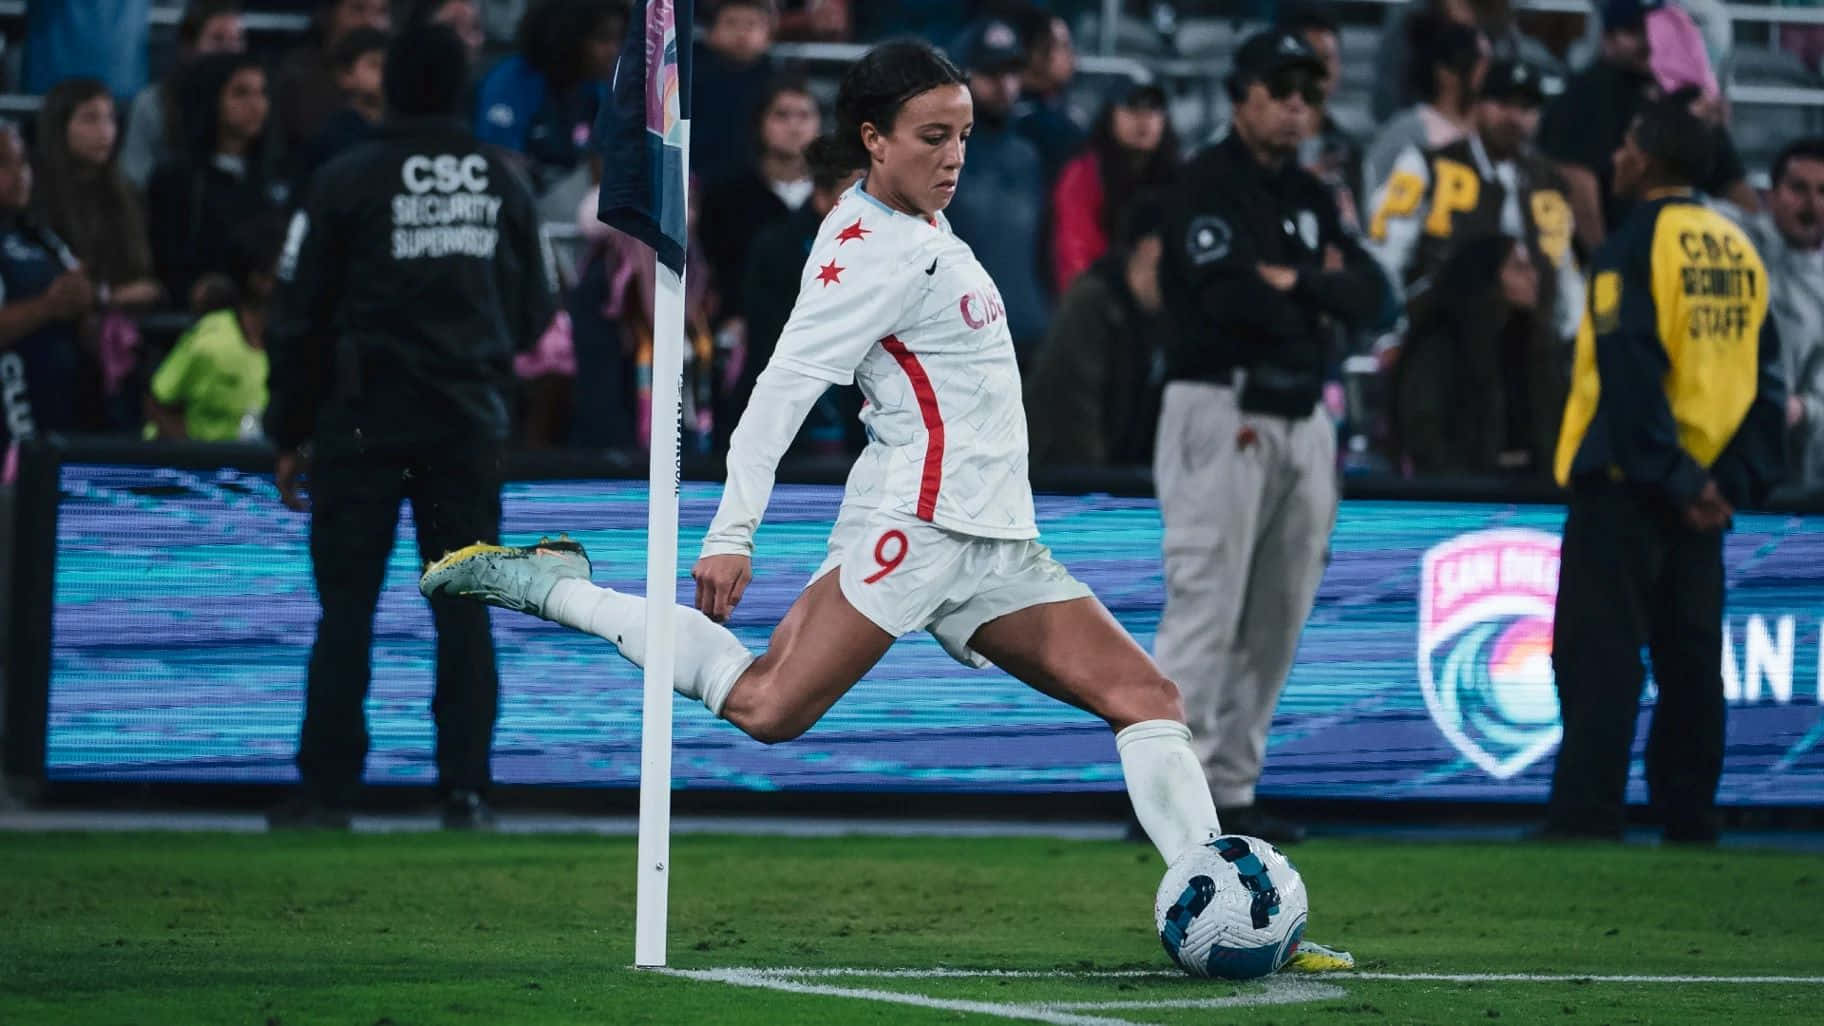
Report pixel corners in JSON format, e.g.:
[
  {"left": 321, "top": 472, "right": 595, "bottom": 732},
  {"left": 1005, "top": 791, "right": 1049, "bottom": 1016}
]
[{"left": 813, "top": 508, "right": 1092, "bottom": 668}]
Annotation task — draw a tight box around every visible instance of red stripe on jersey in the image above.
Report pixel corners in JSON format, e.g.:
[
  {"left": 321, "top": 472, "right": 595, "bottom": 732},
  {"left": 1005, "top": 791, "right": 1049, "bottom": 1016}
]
[{"left": 880, "top": 336, "right": 944, "bottom": 521}]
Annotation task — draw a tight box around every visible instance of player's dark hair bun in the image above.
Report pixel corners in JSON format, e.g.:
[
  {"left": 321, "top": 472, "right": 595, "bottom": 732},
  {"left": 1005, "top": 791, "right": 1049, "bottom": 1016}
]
[{"left": 828, "top": 39, "right": 967, "bottom": 171}]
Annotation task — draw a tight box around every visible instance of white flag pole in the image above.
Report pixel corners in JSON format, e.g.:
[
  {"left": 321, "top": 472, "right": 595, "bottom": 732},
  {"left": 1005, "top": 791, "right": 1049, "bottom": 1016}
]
[{"left": 635, "top": 116, "right": 689, "bottom": 970}]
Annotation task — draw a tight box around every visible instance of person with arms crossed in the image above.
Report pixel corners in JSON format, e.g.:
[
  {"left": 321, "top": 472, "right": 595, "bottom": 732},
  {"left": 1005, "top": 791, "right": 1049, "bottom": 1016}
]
[
  {"left": 263, "top": 25, "right": 556, "bottom": 831},
  {"left": 1547, "top": 98, "right": 1785, "bottom": 844},
  {"left": 420, "top": 40, "right": 1224, "bottom": 872},
  {"left": 1154, "top": 30, "right": 1389, "bottom": 845}
]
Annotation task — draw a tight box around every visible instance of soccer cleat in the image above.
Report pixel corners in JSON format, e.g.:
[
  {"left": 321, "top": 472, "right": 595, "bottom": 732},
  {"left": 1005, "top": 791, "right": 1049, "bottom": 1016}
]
[
  {"left": 1283, "top": 939, "right": 1356, "bottom": 973},
  {"left": 419, "top": 535, "right": 591, "bottom": 618}
]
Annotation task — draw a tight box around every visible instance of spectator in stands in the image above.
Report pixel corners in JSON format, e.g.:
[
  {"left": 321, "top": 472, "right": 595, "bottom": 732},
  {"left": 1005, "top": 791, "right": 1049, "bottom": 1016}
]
[
  {"left": 122, "top": 0, "right": 245, "bottom": 190},
  {"left": 701, "top": 78, "right": 821, "bottom": 338},
  {"left": 274, "top": 0, "right": 392, "bottom": 170},
  {"left": 1011, "top": 5, "right": 1086, "bottom": 185},
  {"left": 1026, "top": 193, "right": 1173, "bottom": 471},
  {"left": 945, "top": 17, "right": 1051, "bottom": 362},
  {"left": 144, "top": 215, "right": 284, "bottom": 442},
  {"left": 1672, "top": 86, "right": 1760, "bottom": 215},
  {"left": 1284, "top": 3, "right": 1365, "bottom": 230},
  {"left": 33, "top": 79, "right": 166, "bottom": 432},
  {"left": 776, "top": 0, "right": 851, "bottom": 41},
  {"left": 733, "top": 137, "right": 867, "bottom": 457},
  {"left": 1538, "top": 0, "right": 1661, "bottom": 248},
  {"left": 1739, "top": 138, "right": 1824, "bottom": 490},
  {"left": 292, "top": 28, "right": 389, "bottom": 198},
  {"left": 693, "top": 0, "right": 780, "bottom": 187},
  {"left": 0, "top": 121, "right": 93, "bottom": 459},
  {"left": 1373, "top": 0, "right": 1560, "bottom": 124},
  {"left": 409, "top": 0, "right": 487, "bottom": 61},
  {"left": 853, "top": 1, "right": 976, "bottom": 46},
  {"left": 475, "top": 0, "right": 626, "bottom": 197},
  {"left": 1365, "top": 60, "right": 1582, "bottom": 348},
  {"left": 1363, "top": 13, "right": 1488, "bottom": 194},
  {"left": 22, "top": 0, "right": 152, "bottom": 101},
  {"left": 148, "top": 53, "right": 285, "bottom": 312},
  {"left": 1050, "top": 82, "right": 1178, "bottom": 295},
  {"left": 34, "top": 79, "right": 163, "bottom": 313},
  {"left": 1391, "top": 234, "right": 1565, "bottom": 477}
]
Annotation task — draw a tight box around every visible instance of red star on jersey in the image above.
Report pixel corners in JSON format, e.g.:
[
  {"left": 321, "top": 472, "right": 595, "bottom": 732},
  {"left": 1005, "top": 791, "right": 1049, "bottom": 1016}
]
[
  {"left": 815, "top": 259, "right": 844, "bottom": 286},
  {"left": 835, "top": 218, "right": 871, "bottom": 244}
]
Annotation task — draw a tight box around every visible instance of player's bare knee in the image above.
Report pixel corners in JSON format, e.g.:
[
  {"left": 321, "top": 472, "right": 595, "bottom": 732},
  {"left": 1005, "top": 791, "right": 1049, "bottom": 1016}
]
[{"left": 740, "top": 707, "right": 811, "bottom": 746}]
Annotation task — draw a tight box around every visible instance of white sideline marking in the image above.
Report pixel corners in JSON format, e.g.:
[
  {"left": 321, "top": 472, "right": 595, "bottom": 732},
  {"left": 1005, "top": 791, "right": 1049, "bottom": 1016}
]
[
  {"left": 1345, "top": 972, "right": 1824, "bottom": 984},
  {"left": 658, "top": 967, "right": 1343, "bottom": 1025}
]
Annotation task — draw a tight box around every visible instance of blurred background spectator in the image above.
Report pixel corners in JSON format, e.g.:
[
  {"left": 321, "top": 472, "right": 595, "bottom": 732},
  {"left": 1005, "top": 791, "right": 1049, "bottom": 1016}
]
[
  {"left": 144, "top": 214, "right": 283, "bottom": 442},
  {"left": 148, "top": 52, "right": 284, "bottom": 313},
  {"left": 733, "top": 138, "right": 866, "bottom": 458},
  {"left": 1537, "top": 0, "right": 1659, "bottom": 247},
  {"left": 692, "top": 0, "right": 779, "bottom": 187},
  {"left": 1390, "top": 233, "right": 1565, "bottom": 477},
  {"left": 1050, "top": 81, "right": 1178, "bottom": 295},
  {"left": 1285, "top": 3, "right": 1365, "bottom": 229},
  {"left": 1363, "top": 13, "right": 1488, "bottom": 192},
  {"left": 1010, "top": 3, "right": 1087, "bottom": 184},
  {"left": 273, "top": 0, "right": 391, "bottom": 173},
  {"left": 946, "top": 17, "right": 1051, "bottom": 364},
  {"left": 701, "top": 76, "right": 820, "bottom": 339},
  {"left": 1026, "top": 192, "right": 1172, "bottom": 471},
  {"left": 475, "top": 0, "right": 625, "bottom": 200},
  {"left": 22, "top": 0, "right": 152, "bottom": 101},
  {"left": 408, "top": 0, "right": 487, "bottom": 61},
  {"left": 121, "top": 0, "right": 246, "bottom": 191},
  {"left": 33, "top": 78, "right": 166, "bottom": 432},
  {"left": 1739, "top": 139, "right": 1824, "bottom": 489},
  {"left": 0, "top": 122, "right": 93, "bottom": 458},
  {"left": 776, "top": 0, "right": 851, "bottom": 42},
  {"left": 291, "top": 27, "right": 389, "bottom": 197}
]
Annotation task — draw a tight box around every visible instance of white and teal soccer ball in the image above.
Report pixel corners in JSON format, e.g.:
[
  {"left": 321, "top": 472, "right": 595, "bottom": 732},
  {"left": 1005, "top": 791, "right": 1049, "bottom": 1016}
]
[{"left": 1154, "top": 834, "right": 1308, "bottom": 979}]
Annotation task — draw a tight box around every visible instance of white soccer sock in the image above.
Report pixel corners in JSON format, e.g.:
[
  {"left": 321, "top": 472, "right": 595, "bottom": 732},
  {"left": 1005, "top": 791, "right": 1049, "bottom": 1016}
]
[
  {"left": 1116, "top": 719, "right": 1223, "bottom": 863},
  {"left": 543, "top": 578, "right": 755, "bottom": 716}
]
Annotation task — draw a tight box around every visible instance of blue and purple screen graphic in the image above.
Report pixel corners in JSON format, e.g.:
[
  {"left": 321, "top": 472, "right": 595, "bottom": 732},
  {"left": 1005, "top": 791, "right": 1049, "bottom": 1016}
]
[{"left": 41, "top": 463, "right": 1824, "bottom": 804}]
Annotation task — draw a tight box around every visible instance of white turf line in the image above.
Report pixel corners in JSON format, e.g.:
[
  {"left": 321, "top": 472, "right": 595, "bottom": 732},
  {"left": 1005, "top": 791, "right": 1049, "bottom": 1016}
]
[
  {"left": 688, "top": 966, "right": 1824, "bottom": 984},
  {"left": 657, "top": 968, "right": 1346, "bottom": 1025}
]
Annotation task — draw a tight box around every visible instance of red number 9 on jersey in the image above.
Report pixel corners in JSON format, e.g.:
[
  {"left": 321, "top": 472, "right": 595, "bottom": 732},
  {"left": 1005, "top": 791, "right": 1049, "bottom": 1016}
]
[{"left": 863, "top": 529, "right": 909, "bottom": 584}]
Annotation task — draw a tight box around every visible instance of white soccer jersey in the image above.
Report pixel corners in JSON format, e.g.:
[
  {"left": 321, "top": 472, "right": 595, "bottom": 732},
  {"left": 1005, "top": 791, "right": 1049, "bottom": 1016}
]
[{"left": 765, "top": 184, "right": 1038, "bottom": 539}]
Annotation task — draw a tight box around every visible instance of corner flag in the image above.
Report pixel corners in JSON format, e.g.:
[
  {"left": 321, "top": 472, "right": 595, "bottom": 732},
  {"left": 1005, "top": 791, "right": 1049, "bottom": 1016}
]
[
  {"left": 596, "top": 0, "right": 694, "bottom": 274},
  {"left": 595, "top": 0, "right": 694, "bottom": 971}
]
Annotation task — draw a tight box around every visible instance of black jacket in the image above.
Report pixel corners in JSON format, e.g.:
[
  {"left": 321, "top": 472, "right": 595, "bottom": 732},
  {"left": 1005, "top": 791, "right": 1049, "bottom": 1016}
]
[
  {"left": 265, "top": 116, "right": 556, "bottom": 450},
  {"left": 1160, "top": 131, "right": 1387, "bottom": 417},
  {"left": 1025, "top": 255, "right": 1172, "bottom": 469}
]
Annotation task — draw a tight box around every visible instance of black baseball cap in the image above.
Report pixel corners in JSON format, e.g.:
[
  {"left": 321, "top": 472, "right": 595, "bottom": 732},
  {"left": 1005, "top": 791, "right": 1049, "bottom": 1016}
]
[
  {"left": 1601, "top": 0, "right": 1663, "bottom": 33},
  {"left": 1230, "top": 29, "right": 1327, "bottom": 85},
  {"left": 954, "top": 18, "right": 1026, "bottom": 73},
  {"left": 1480, "top": 59, "right": 1549, "bottom": 106}
]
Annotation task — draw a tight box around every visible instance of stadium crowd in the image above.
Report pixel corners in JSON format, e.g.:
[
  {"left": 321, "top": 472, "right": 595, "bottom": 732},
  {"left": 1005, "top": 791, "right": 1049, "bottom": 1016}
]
[{"left": 3, "top": 0, "right": 1823, "bottom": 491}]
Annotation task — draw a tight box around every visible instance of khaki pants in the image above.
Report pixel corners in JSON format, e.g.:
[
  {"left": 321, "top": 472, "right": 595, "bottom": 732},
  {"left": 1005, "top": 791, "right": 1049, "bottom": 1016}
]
[{"left": 1153, "top": 381, "right": 1337, "bottom": 808}]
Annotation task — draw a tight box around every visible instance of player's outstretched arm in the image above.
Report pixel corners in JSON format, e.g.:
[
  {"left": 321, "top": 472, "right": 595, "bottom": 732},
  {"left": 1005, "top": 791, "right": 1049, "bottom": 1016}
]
[{"left": 695, "top": 364, "right": 828, "bottom": 620}]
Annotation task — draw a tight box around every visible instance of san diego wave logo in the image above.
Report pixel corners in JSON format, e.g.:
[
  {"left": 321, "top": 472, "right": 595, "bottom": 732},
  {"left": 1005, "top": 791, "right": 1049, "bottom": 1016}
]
[{"left": 1418, "top": 530, "right": 1564, "bottom": 779}]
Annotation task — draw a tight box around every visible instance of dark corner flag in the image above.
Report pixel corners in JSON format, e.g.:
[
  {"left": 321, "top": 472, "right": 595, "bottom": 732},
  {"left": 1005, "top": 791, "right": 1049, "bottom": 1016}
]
[{"left": 595, "top": 0, "right": 693, "bottom": 275}]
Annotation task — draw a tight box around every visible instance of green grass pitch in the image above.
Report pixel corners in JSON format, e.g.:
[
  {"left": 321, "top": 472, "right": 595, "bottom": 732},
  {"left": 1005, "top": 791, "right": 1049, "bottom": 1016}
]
[{"left": 2, "top": 831, "right": 1821, "bottom": 1025}]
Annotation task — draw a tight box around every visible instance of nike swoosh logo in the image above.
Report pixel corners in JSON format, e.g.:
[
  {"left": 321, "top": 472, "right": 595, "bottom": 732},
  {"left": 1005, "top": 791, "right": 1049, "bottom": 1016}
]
[{"left": 925, "top": 259, "right": 939, "bottom": 275}]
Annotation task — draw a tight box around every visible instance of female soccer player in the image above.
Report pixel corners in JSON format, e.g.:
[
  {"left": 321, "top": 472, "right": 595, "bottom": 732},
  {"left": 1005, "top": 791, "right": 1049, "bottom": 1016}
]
[{"left": 422, "top": 40, "right": 1221, "bottom": 865}]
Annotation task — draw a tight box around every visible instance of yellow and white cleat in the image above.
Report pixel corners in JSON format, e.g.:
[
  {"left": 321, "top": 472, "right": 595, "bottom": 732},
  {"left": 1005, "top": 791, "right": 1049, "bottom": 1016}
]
[
  {"left": 1284, "top": 939, "right": 1356, "bottom": 973},
  {"left": 419, "top": 535, "right": 592, "bottom": 617}
]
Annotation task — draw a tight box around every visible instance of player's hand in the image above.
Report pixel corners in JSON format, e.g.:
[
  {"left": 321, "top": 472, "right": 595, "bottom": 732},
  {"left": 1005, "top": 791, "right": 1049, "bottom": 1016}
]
[
  {"left": 275, "top": 448, "right": 311, "bottom": 512},
  {"left": 1257, "top": 264, "right": 1298, "bottom": 292},
  {"left": 1683, "top": 479, "right": 1733, "bottom": 533},
  {"left": 693, "top": 553, "right": 753, "bottom": 623}
]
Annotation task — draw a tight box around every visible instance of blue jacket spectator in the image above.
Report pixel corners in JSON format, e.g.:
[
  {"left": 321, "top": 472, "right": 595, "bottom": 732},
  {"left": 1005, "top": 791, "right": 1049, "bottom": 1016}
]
[
  {"left": 944, "top": 18, "right": 1051, "bottom": 360},
  {"left": 475, "top": 0, "right": 626, "bottom": 196},
  {"left": 1010, "top": 5, "right": 1087, "bottom": 184},
  {"left": 691, "top": 0, "right": 779, "bottom": 187},
  {"left": 23, "top": 0, "right": 152, "bottom": 99}
]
